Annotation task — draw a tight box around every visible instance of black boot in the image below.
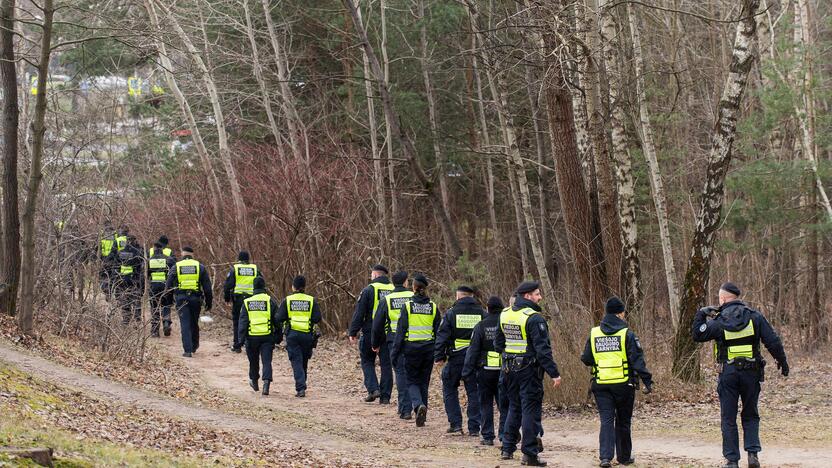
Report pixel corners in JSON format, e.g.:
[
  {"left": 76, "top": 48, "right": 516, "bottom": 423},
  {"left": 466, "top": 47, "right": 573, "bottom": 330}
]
[
  {"left": 500, "top": 451, "right": 513, "bottom": 460},
  {"left": 249, "top": 379, "right": 259, "bottom": 392},
  {"left": 446, "top": 426, "right": 463, "bottom": 434},
  {"left": 747, "top": 453, "right": 760, "bottom": 468},
  {"left": 400, "top": 412, "right": 412, "bottom": 420},
  {"left": 415, "top": 405, "right": 427, "bottom": 427},
  {"left": 721, "top": 461, "right": 739, "bottom": 468},
  {"left": 480, "top": 439, "right": 494, "bottom": 446},
  {"left": 262, "top": 381, "right": 270, "bottom": 396},
  {"left": 163, "top": 323, "right": 172, "bottom": 336},
  {"left": 599, "top": 460, "right": 611, "bottom": 468},
  {"left": 536, "top": 436, "right": 544, "bottom": 452},
  {"left": 364, "top": 390, "right": 380, "bottom": 402},
  {"left": 295, "top": 389, "right": 306, "bottom": 398},
  {"left": 521, "top": 454, "right": 547, "bottom": 466}
]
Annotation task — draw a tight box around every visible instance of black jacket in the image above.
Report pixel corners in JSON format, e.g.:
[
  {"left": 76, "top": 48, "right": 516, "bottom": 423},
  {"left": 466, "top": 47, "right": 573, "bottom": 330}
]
[
  {"left": 494, "top": 297, "right": 560, "bottom": 378},
  {"left": 434, "top": 297, "right": 485, "bottom": 362},
  {"left": 348, "top": 276, "right": 391, "bottom": 336},
  {"left": 462, "top": 311, "right": 501, "bottom": 378},
  {"left": 390, "top": 294, "right": 442, "bottom": 365},
  {"left": 691, "top": 300, "right": 787, "bottom": 365},
  {"left": 371, "top": 284, "right": 409, "bottom": 349},
  {"left": 237, "top": 288, "right": 281, "bottom": 343},
  {"left": 274, "top": 291, "right": 322, "bottom": 344},
  {"left": 222, "top": 263, "right": 264, "bottom": 302},
  {"left": 115, "top": 243, "right": 145, "bottom": 289},
  {"left": 581, "top": 314, "right": 653, "bottom": 388},
  {"left": 165, "top": 256, "right": 213, "bottom": 309}
]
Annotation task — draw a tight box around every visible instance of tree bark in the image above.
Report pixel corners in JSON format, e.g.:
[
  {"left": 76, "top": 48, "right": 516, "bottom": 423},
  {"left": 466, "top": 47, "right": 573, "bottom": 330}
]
[
  {"left": 380, "top": 0, "right": 398, "bottom": 237},
  {"left": 627, "top": 2, "right": 679, "bottom": 327},
  {"left": 156, "top": 0, "right": 248, "bottom": 244},
  {"left": 18, "top": 0, "right": 54, "bottom": 334},
  {"left": 599, "top": 0, "right": 642, "bottom": 311},
  {"left": 0, "top": 0, "right": 20, "bottom": 316},
  {"left": 672, "top": 0, "right": 761, "bottom": 381},
  {"left": 241, "top": 0, "right": 283, "bottom": 154},
  {"left": 343, "top": 0, "right": 463, "bottom": 260},
  {"left": 144, "top": 0, "right": 223, "bottom": 223}
]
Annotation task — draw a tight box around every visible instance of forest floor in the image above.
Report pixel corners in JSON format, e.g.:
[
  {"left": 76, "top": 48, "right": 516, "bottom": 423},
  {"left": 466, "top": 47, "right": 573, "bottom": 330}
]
[{"left": 1, "top": 314, "right": 831, "bottom": 467}]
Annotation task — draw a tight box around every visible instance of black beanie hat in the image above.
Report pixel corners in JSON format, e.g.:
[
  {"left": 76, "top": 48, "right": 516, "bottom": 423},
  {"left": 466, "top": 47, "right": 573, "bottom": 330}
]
[
  {"left": 413, "top": 274, "right": 429, "bottom": 287},
  {"left": 487, "top": 296, "right": 504, "bottom": 314},
  {"left": 238, "top": 250, "right": 250, "bottom": 262},
  {"left": 720, "top": 282, "right": 741, "bottom": 296},
  {"left": 605, "top": 296, "right": 625, "bottom": 315},
  {"left": 515, "top": 281, "right": 540, "bottom": 295},
  {"left": 253, "top": 276, "right": 266, "bottom": 290},
  {"left": 372, "top": 264, "right": 389, "bottom": 275},
  {"left": 456, "top": 285, "right": 475, "bottom": 294},
  {"left": 182, "top": 246, "right": 194, "bottom": 253},
  {"left": 392, "top": 270, "right": 408, "bottom": 285},
  {"left": 293, "top": 275, "right": 306, "bottom": 290},
  {"left": 158, "top": 235, "right": 169, "bottom": 246}
]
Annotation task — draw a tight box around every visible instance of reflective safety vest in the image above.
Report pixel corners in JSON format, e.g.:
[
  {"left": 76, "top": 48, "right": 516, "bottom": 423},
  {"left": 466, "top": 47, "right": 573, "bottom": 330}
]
[
  {"left": 370, "top": 283, "right": 395, "bottom": 319},
  {"left": 176, "top": 258, "right": 200, "bottom": 291},
  {"left": 128, "top": 76, "right": 143, "bottom": 97},
  {"left": 384, "top": 290, "right": 414, "bottom": 334},
  {"left": 119, "top": 265, "right": 134, "bottom": 275},
  {"left": 118, "top": 250, "right": 135, "bottom": 276},
  {"left": 100, "top": 235, "right": 115, "bottom": 257},
  {"left": 500, "top": 307, "right": 538, "bottom": 354},
  {"left": 233, "top": 263, "right": 258, "bottom": 295},
  {"left": 244, "top": 293, "right": 273, "bottom": 336},
  {"left": 485, "top": 351, "right": 501, "bottom": 370},
  {"left": 452, "top": 312, "right": 482, "bottom": 351},
  {"left": 148, "top": 257, "right": 170, "bottom": 283},
  {"left": 405, "top": 300, "right": 437, "bottom": 342},
  {"left": 116, "top": 235, "right": 127, "bottom": 252},
  {"left": 149, "top": 247, "right": 172, "bottom": 257},
  {"left": 286, "top": 293, "right": 314, "bottom": 333},
  {"left": 590, "top": 327, "right": 629, "bottom": 385},
  {"left": 720, "top": 320, "right": 757, "bottom": 361}
]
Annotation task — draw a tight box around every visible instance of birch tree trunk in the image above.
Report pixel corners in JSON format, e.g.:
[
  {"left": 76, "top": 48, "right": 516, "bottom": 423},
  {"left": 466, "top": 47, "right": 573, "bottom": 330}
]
[
  {"left": 144, "top": 0, "right": 223, "bottom": 223},
  {"left": 343, "top": 0, "right": 463, "bottom": 260},
  {"left": 356, "top": 0, "right": 388, "bottom": 246},
  {"left": 626, "top": 2, "right": 679, "bottom": 325},
  {"left": 599, "top": 0, "right": 642, "bottom": 312},
  {"left": 672, "top": 0, "right": 761, "bottom": 381},
  {"left": 241, "top": 0, "right": 284, "bottom": 155},
  {"left": 156, "top": 0, "right": 248, "bottom": 242},
  {"left": 419, "top": 0, "right": 451, "bottom": 217},
  {"left": 0, "top": 0, "right": 20, "bottom": 316},
  {"left": 18, "top": 0, "right": 54, "bottom": 334},
  {"left": 380, "top": 0, "right": 398, "bottom": 233}
]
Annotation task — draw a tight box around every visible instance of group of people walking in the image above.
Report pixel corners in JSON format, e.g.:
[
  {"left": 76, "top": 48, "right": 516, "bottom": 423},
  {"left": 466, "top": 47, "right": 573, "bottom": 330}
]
[{"left": 99, "top": 226, "right": 790, "bottom": 468}]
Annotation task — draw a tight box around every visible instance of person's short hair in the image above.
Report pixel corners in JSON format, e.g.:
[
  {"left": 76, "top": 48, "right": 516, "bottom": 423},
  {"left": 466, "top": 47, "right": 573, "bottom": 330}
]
[
  {"left": 158, "top": 235, "right": 169, "bottom": 246},
  {"left": 456, "top": 285, "right": 475, "bottom": 295},
  {"left": 182, "top": 246, "right": 194, "bottom": 254},
  {"left": 253, "top": 276, "right": 266, "bottom": 290},
  {"left": 391, "top": 271, "right": 408, "bottom": 285},
  {"left": 238, "top": 250, "right": 250, "bottom": 262},
  {"left": 293, "top": 275, "right": 306, "bottom": 290}
]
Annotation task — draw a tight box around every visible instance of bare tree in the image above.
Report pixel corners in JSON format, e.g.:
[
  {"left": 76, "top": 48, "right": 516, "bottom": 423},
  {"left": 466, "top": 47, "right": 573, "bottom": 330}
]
[
  {"left": 0, "top": 0, "right": 20, "bottom": 316},
  {"left": 19, "top": 0, "right": 55, "bottom": 334},
  {"left": 672, "top": 0, "right": 761, "bottom": 381}
]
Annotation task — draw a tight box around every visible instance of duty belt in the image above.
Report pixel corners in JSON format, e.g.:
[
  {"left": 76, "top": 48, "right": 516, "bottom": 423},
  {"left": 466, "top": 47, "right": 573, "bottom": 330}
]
[
  {"left": 723, "top": 357, "right": 759, "bottom": 371},
  {"left": 502, "top": 354, "right": 536, "bottom": 373}
]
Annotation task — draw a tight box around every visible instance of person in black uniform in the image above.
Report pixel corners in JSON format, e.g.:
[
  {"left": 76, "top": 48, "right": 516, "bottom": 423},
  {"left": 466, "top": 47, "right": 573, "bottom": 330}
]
[
  {"left": 114, "top": 235, "right": 144, "bottom": 325},
  {"left": 495, "top": 281, "right": 561, "bottom": 467},
  {"left": 692, "top": 282, "right": 789, "bottom": 468},
  {"left": 463, "top": 296, "right": 508, "bottom": 446},
  {"left": 147, "top": 241, "right": 176, "bottom": 337},
  {"left": 348, "top": 264, "right": 394, "bottom": 403},
  {"left": 391, "top": 274, "right": 441, "bottom": 427},
  {"left": 223, "top": 251, "right": 262, "bottom": 353},
  {"left": 581, "top": 297, "right": 653, "bottom": 468},
  {"left": 238, "top": 276, "right": 281, "bottom": 396},
  {"left": 165, "top": 246, "right": 212, "bottom": 357},
  {"left": 98, "top": 220, "right": 118, "bottom": 298},
  {"left": 435, "top": 285, "right": 484, "bottom": 436},
  {"left": 275, "top": 275, "right": 322, "bottom": 397},
  {"left": 371, "top": 270, "right": 413, "bottom": 418}
]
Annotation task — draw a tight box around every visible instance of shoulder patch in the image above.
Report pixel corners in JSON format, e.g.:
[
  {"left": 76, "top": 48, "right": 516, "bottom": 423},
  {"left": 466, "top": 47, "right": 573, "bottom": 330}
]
[
  {"left": 635, "top": 337, "right": 642, "bottom": 350},
  {"left": 699, "top": 323, "right": 707, "bottom": 332},
  {"left": 539, "top": 322, "right": 546, "bottom": 332}
]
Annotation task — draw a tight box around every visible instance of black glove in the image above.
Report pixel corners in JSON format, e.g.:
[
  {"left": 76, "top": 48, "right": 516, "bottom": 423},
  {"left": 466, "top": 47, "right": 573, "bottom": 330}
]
[
  {"left": 698, "top": 306, "right": 719, "bottom": 318},
  {"left": 777, "top": 360, "right": 789, "bottom": 377}
]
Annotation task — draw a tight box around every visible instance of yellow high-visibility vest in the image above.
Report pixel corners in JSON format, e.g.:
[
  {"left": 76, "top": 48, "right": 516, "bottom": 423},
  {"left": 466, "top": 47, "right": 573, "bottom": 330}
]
[
  {"left": 500, "top": 307, "right": 538, "bottom": 354},
  {"left": 590, "top": 326, "right": 629, "bottom": 385}
]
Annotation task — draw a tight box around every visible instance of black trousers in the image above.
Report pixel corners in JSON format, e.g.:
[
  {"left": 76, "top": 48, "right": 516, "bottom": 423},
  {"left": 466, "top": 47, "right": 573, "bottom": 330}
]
[
  {"left": 478, "top": 368, "right": 505, "bottom": 441},
  {"left": 286, "top": 331, "right": 315, "bottom": 391},
  {"left": 246, "top": 335, "right": 275, "bottom": 382},
  {"left": 149, "top": 285, "right": 172, "bottom": 335},
  {"left": 592, "top": 384, "right": 635, "bottom": 463},
  {"left": 176, "top": 295, "right": 202, "bottom": 353},
  {"left": 501, "top": 365, "right": 544, "bottom": 457},
  {"left": 718, "top": 365, "right": 761, "bottom": 462},
  {"left": 231, "top": 295, "right": 248, "bottom": 349}
]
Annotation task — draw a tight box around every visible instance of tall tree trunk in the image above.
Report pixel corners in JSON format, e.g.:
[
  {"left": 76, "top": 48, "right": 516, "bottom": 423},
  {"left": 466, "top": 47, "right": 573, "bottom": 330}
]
[
  {"left": 672, "top": 0, "right": 761, "bottom": 381},
  {"left": 542, "top": 5, "right": 609, "bottom": 319},
  {"left": 380, "top": 0, "right": 398, "bottom": 240},
  {"left": 356, "top": 0, "right": 389, "bottom": 247},
  {"left": 419, "top": 0, "right": 451, "bottom": 218},
  {"left": 343, "top": 0, "right": 463, "bottom": 261},
  {"left": 599, "top": 0, "right": 642, "bottom": 311},
  {"left": 241, "top": 0, "right": 284, "bottom": 155},
  {"left": 626, "top": 2, "right": 678, "bottom": 322},
  {"left": 0, "top": 0, "right": 20, "bottom": 316},
  {"left": 156, "top": 0, "right": 248, "bottom": 244},
  {"left": 18, "top": 0, "right": 54, "bottom": 334},
  {"left": 144, "top": 0, "right": 223, "bottom": 223}
]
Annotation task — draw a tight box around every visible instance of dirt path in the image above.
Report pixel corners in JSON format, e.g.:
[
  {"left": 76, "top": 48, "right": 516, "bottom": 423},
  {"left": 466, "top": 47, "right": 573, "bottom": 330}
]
[{"left": 3, "top": 333, "right": 830, "bottom": 467}]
